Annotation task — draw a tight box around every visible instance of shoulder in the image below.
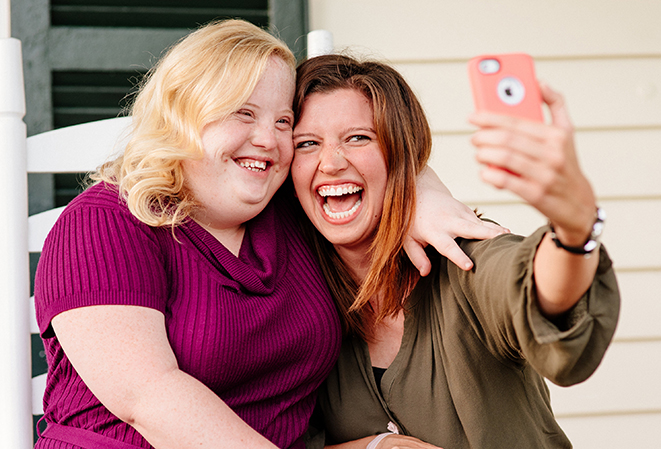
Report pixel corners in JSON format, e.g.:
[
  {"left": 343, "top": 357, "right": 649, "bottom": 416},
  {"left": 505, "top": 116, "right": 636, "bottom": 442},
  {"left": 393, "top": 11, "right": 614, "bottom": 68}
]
[
  {"left": 44, "top": 182, "right": 167, "bottom": 260},
  {"left": 63, "top": 182, "right": 128, "bottom": 216},
  {"left": 35, "top": 183, "right": 172, "bottom": 336},
  {"left": 57, "top": 182, "right": 158, "bottom": 236}
]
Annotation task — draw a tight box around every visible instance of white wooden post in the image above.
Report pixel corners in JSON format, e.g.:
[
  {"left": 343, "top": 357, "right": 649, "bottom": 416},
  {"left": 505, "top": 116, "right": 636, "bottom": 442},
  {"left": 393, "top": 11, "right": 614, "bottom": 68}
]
[
  {"left": 0, "top": 0, "right": 34, "bottom": 446},
  {"left": 307, "top": 29, "right": 333, "bottom": 58},
  {"left": 0, "top": 0, "right": 9, "bottom": 39}
]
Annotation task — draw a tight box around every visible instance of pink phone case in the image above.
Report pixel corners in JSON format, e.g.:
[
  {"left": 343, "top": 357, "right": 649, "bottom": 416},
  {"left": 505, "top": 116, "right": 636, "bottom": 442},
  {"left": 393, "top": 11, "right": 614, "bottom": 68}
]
[{"left": 468, "top": 53, "right": 543, "bottom": 122}]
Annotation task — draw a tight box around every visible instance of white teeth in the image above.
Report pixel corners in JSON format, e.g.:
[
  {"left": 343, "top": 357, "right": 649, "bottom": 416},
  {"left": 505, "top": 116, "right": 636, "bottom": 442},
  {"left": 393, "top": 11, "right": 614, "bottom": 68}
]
[
  {"left": 238, "top": 160, "right": 267, "bottom": 172},
  {"left": 318, "top": 185, "right": 363, "bottom": 197},
  {"left": 317, "top": 184, "right": 363, "bottom": 220},
  {"left": 323, "top": 198, "right": 362, "bottom": 219}
]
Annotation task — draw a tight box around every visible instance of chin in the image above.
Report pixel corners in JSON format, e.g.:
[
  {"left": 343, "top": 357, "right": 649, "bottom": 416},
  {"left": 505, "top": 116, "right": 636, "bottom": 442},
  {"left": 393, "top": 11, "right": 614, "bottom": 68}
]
[
  {"left": 315, "top": 221, "right": 360, "bottom": 247},
  {"left": 243, "top": 185, "right": 279, "bottom": 205}
]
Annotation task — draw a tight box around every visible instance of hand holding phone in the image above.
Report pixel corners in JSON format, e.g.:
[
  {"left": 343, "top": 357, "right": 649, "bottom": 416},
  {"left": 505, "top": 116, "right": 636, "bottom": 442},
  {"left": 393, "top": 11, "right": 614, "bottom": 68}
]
[{"left": 468, "top": 53, "right": 543, "bottom": 122}]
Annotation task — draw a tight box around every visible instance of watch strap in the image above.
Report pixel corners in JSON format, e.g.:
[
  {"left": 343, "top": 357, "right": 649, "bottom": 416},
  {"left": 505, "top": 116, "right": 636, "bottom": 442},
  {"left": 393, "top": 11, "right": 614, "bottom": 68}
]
[{"left": 549, "top": 208, "right": 605, "bottom": 255}]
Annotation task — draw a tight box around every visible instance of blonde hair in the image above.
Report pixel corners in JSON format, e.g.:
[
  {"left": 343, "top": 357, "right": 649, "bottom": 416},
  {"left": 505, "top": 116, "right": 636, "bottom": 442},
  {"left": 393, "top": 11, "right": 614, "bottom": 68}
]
[{"left": 93, "top": 19, "right": 296, "bottom": 227}]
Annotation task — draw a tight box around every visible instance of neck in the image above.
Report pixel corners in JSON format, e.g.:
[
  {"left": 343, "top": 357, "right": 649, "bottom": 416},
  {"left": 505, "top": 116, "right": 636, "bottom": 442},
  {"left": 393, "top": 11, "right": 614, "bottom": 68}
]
[
  {"left": 334, "top": 242, "right": 372, "bottom": 285},
  {"left": 196, "top": 219, "right": 246, "bottom": 256}
]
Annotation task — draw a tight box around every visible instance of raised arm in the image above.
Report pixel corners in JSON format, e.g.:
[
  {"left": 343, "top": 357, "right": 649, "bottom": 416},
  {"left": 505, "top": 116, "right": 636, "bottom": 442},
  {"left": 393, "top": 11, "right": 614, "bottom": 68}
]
[
  {"left": 404, "top": 166, "right": 509, "bottom": 275},
  {"left": 469, "top": 83, "right": 600, "bottom": 317},
  {"left": 52, "top": 305, "right": 277, "bottom": 449}
]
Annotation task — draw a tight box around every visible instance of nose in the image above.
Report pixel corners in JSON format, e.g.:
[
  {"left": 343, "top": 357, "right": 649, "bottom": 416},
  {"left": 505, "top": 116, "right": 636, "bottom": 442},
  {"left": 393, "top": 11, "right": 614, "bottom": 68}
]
[
  {"left": 318, "top": 143, "right": 348, "bottom": 174},
  {"left": 251, "top": 122, "right": 277, "bottom": 150}
]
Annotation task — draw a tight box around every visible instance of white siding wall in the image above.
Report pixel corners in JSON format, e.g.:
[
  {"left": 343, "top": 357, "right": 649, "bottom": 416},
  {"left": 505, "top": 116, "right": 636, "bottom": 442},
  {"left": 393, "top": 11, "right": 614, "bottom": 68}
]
[{"left": 310, "top": 1, "right": 661, "bottom": 447}]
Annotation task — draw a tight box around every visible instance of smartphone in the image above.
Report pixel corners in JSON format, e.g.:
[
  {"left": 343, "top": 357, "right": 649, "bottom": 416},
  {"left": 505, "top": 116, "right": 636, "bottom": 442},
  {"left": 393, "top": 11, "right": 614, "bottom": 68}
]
[{"left": 468, "top": 53, "right": 543, "bottom": 122}]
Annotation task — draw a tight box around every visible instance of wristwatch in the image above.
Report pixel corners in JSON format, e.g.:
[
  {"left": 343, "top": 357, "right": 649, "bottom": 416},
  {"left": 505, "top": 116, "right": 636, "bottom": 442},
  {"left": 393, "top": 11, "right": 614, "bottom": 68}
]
[{"left": 549, "top": 208, "right": 606, "bottom": 256}]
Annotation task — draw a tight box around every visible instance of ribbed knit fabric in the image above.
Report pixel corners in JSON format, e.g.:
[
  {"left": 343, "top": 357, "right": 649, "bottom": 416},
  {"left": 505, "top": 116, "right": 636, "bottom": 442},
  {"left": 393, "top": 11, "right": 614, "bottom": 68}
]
[{"left": 34, "top": 182, "right": 342, "bottom": 449}]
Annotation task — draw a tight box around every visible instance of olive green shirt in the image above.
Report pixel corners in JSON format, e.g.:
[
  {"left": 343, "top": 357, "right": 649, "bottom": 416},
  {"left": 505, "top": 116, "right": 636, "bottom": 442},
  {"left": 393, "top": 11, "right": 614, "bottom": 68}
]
[{"left": 310, "top": 227, "right": 620, "bottom": 449}]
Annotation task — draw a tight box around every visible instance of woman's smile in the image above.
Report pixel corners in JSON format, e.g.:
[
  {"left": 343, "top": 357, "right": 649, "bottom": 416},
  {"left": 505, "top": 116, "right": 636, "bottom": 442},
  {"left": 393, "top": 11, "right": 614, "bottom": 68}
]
[
  {"left": 236, "top": 157, "right": 269, "bottom": 172},
  {"left": 317, "top": 183, "right": 364, "bottom": 221}
]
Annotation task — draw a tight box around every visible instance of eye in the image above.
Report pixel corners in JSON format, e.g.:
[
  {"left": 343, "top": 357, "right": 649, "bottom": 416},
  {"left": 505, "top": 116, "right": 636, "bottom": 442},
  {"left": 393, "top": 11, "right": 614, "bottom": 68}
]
[
  {"left": 348, "top": 135, "right": 371, "bottom": 143},
  {"left": 235, "top": 109, "right": 254, "bottom": 119},
  {"left": 294, "top": 140, "right": 319, "bottom": 152},
  {"left": 276, "top": 116, "right": 293, "bottom": 129}
]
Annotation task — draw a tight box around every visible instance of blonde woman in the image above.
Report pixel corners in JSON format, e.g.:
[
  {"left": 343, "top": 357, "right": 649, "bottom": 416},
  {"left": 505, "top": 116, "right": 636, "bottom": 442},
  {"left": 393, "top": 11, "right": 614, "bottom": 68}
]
[{"left": 34, "top": 19, "right": 341, "bottom": 449}]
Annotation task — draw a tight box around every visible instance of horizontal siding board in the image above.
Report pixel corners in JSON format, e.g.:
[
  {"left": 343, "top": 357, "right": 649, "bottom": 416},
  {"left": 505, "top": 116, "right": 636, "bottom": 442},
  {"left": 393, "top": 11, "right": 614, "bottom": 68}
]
[
  {"left": 393, "top": 62, "right": 473, "bottom": 134},
  {"left": 429, "top": 134, "right": 496, "bottom": 203},
  {"left": 536, "top": 58, "right": 661, "bottom": 129},
  {"left": 557, "top": 413, "right": 661, "bottom": 449},
  {"left": 461, "top": 202, "right": 546, "bottom": 236},
  {"left": 310, "top": 0, "right": 661, "bottom": 60},
  {"left": 461, "top": 199, "right": 661, "bottom": 270},
  {"left": 548, "top": 340, "right": 661, "bottom": 415},
  {"left": 574, "top": 129, "right": 661, "bottom": 199},
  {"left": 599, "top": 199, "right": 661, "bottom": 269},
  {"left": 429, "top": 129, "right": 661, "bottom": 203},
  {"left": 614, "top": 271, "right": 661, "bottom": 340},
  {"left": 393, "top": 57, "right": 661, "bottom": 133}
]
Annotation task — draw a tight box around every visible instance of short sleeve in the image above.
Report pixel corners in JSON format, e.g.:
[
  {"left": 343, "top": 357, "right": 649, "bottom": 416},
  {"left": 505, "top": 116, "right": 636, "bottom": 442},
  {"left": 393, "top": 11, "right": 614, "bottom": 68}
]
[{"left": 35, "top": 197, "right": 169, "bottom": 338}]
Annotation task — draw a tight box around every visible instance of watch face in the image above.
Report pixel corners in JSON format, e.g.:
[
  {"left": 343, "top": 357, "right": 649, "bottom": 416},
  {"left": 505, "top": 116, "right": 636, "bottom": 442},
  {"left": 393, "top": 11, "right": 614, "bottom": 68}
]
[
  {"left": 584, "top": 239, "right": 599, "bottom": 252},
  {"left": 591, "top": 207, "right": 606, "bottom": 240},
  {"left": 592, "top": 221, "right": 604, "bottom": 238}
]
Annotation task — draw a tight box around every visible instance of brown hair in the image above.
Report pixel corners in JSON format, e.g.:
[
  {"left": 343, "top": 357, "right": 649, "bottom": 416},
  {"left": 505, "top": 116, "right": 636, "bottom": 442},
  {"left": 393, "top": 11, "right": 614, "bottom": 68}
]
[{"left": 294, "top": 54, "right": 432, "bottom": 340}]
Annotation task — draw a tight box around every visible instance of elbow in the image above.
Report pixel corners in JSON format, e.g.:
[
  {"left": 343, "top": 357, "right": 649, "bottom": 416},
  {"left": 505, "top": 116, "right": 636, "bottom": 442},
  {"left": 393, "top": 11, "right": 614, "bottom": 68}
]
[
  {"left": 92, "top": 366, "right": 182, "bottom": 428},
  {"left": 99, "top": 388, "right": 144, "bottom": 427}
]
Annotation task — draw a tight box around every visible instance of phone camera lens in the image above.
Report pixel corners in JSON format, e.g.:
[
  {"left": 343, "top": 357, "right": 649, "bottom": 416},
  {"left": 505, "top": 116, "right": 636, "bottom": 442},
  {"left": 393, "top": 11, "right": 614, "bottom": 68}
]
[{"left": 478, "top": 59, "right": 500, "bottom": 74}]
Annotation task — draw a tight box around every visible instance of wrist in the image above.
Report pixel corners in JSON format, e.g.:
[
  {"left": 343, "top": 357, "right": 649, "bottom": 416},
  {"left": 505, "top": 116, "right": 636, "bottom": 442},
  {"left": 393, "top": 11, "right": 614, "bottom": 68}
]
[
  {"left": 366, "top": 433, "right": 393, "bottom": 449},
  {"left": 549, "top": 207, "right": 605, "bottom": 257}
]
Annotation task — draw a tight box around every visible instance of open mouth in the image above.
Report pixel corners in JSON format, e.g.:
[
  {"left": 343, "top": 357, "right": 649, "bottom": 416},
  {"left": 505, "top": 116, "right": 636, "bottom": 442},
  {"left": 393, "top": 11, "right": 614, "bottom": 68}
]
[
  {"left": 236, "top": 158, "right": 268, "bottom": 172},
  {"left": 317, "top": 184, "right": 363, "bottom": 220}
]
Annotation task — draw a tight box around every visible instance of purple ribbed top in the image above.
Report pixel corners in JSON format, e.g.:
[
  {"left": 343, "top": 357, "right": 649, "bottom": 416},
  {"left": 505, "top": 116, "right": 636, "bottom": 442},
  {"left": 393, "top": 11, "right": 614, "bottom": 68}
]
[{"left": 34, "top": 182, "right": 341, "bottom": 449}]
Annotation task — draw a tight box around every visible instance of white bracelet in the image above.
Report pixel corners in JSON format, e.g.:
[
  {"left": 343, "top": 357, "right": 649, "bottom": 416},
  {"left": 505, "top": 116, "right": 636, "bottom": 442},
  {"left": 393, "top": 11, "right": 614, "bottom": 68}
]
[{"left": 366, "top": 432, "right": 394, "bottom": 449}]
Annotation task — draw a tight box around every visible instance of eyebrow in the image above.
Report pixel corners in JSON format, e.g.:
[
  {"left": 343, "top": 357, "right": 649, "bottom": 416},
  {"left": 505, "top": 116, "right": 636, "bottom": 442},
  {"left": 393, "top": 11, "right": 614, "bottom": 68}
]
[
  {"left": 345, "top": 127, "right": 376, "bottom": 134},
  {"left": 292, "top": 132, "right": 318, "bottom": 139},
  {"left": 293, "top": 127, "right": 376, "bottom": 138},
  {"left": 244, "top": 102, "right": 294, "bottom": 116}
]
